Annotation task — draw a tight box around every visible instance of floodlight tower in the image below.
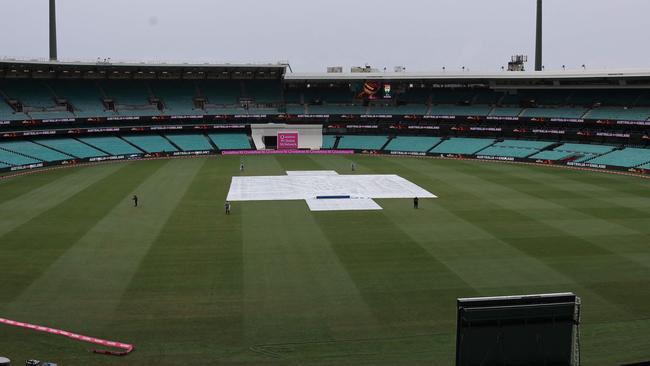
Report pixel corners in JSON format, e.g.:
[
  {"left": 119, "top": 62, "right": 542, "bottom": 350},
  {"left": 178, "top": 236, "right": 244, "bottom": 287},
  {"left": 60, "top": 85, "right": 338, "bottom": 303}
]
[
  {"left": 535, "top": 0, "right": 542, "bottom": 71},
  {"left": 49, "top": 0, "right": 57, "bottom": 60}
]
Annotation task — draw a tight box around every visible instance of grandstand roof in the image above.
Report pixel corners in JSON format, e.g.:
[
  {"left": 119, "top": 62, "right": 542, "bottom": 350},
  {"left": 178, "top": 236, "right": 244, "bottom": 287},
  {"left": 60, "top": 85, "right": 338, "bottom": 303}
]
[
  {"left": 0, "top": 59, "right": 287, "bottom": 80},
  {"left": 285, "top": 69, "right": 650, "bottom": 87}
]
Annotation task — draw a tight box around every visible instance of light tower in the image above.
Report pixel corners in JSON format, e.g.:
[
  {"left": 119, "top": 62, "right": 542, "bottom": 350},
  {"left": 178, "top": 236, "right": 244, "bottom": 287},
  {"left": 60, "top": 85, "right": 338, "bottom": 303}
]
[
  {"left": 49, "top": 0, "right": 57, "bottom": 60},
  {"left": 535, "top": 0, "right": 542, "bottom": 71}
]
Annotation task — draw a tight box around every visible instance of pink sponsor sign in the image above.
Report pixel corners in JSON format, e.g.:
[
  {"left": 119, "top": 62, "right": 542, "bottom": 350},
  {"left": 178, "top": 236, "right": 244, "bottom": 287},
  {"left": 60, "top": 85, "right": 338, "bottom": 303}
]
[{"left": 277, "top": 131, "right": 299, "bottom": 149}]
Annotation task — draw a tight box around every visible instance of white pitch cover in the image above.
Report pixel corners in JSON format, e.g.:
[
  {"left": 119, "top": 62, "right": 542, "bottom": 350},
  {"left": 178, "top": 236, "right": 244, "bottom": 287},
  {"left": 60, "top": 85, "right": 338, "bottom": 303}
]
[{"left": 226, "top": 171, "right": 436, "bottom": 211}]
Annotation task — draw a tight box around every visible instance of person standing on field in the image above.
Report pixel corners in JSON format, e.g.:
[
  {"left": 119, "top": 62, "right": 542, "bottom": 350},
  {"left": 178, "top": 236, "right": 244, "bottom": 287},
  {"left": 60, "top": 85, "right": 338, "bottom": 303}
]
[
  {"left": 351, "top": 162, "right": 356, "bottom": 171},
  {"left": 413, "top": 197, "right": 419, "bottom": 209},
  {"left": 132, "top": 195, "right": 138, "bottom": 207},
  {"left": 225, "top": 201, "right": 231, "bottom": 215},
  {"left": 240, "top": 162, "right": 244, "bottom": 172}
]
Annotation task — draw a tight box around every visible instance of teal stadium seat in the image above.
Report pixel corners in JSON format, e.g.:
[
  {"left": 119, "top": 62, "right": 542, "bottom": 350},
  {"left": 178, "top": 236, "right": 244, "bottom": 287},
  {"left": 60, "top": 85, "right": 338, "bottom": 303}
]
[
  {"left": 530, "top": 150, "right": 576, "bottom": 160},
  {"left": 286, "top": 104, "right": 306, "bottom": 115},
  {"left": 489, "top": 107, "right": 522, "bottom": 117},
  {"left": 521, "top": 107, "right": 587, "bottom": 119},
  {"left": 0, "top": 162, "right": 9, "bottom": 169},
  {"left": 322, "top": 135, "right": 337, "bottom": 149},
  {"left": 384, "top": 136, "right": 441, "bottom": 152},
  {"left": 337, "top": 135, "right": 388, "bottom": 150},
  {"left": 36, "top": 138, "right": 107, "bottom": 159},
  {"left": 151, "top": 80, "right": 203, "bottom": 116},
  {"left": 166, "top": 134, "right": 213, "bottom": 151},
  {"left": 50, "top": 80, "right": 116, "bottom": 118},
  {"left": 0, "top": 141, "right": 72, "bottom": 162},
  {"left": 28, "top": 111, "right": 75, "bottom": 120},
  {"left": 308, "top": 105, "right": 368, "bottom": 115},
  {"left": 0, "top": 149, "right": 41, "bottom": 166},
  {"left": 79, "top": 137, "right": 142, "bottom": 155},
  {"left": 0, "top": 100, "right": 29, "bottom": 121},
  {"left": 367, "top": 105, "right": 428, "bottom": 115},
  {"left": 428, "top": 105, "right": 492, "bottom": 116},
  {"left": 430, "top": 138, "right": 496, "bottom": 155},
  {"left": 199, "top": 80, "right": 241, "bottom": 105},
  {"left": 478, "top": 146, "right": 538, "bottom": 158},
  {"left": 587, "top": 148, "right": 650, "bottom": 167},
  {"left": 584, "top": 107, "right": 650, "bottom": 121},
  {"left": 208, "top": 134, "right": 251, "bottom": 150},
  {"left": 494, "top": 140, "right": 554, "bottom": 150},
  {"left": 0, "top": 79, "right": 56, "bottom": 108},
  {"left": 555, "top": 143, "right": 615, "bottom": 154},
  {"left": 123, "top": 135, "right": 178, "bottom": 153}
]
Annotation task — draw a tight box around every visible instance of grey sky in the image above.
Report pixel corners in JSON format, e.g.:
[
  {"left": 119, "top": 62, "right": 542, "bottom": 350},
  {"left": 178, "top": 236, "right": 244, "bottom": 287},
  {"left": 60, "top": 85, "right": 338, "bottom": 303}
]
[{"left": 1, "top": 0, "right": 648, "bottom": 72}]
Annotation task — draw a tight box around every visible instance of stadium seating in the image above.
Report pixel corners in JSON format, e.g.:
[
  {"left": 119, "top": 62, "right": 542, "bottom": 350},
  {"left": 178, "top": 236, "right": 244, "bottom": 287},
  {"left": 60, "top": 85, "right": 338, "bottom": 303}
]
[
  {"left": 587, "top": 148, "right": 650, "bottom": 167},
  {"left": 49, "top": 80, "right": 116, "bottom": 118},
  {"left": 337, "top": 135, "right": 388, "bottom": 150},
  {"left": 478, "top": 146, "right": 538, "bottom": 158},
  {"left": 100, "top": 80, "right": 152, "bottom": 106},
  {"left": 166, "top": 134, "right": 213, "bottom": 151},
  {"left": 0, "top": 162, "right": 8, "bottom": 169},
  {"left": 0, "top": 141, "right": 72, "bottom": 162},
  {"left": 208, "top": 134, "right": 251, "bottom": 150},
  {"left": 584, "top": 107, "right": 650, "bottom": 121},
  {"left": 384, "top": 136, "right": 441, "bottom": 152},
  {"left": 367, "top": 105, "right": 428, "bottom": 115},
  {"left": 322, "top": 135, "right": 337, "bottom": 149},
  {"left": 244, "top": 81, "right": 283, "bottom": 104},
  {"left": 430, "top": 138, "right": 495, "bottom": 155},
  {"left": 37, "top": 138, "right": 107, "bottom": 159},
  {"left": 79, "top": 137, "right": 142, "bottom": 155},
  {"left": 122, "top": 135, "right": 178, "bottom": 153},
  {"left": 0, "top": 79, "right": 56, "bottom": 108},
  {"left": 495, "top": 140, "right": 555, "bottom": 150},
  {"left": 0, "top": 100, "right": 28, "bottom": 120},
  {"left": 286, "top": 104, "right": 306, "bottom": 115},
  {"left": 489, "top": 107, "right": 522, "bottom": 117},
  {"left": 521, "top": 107, "right": 587, "bottom": 119},
  {"left": 199, "top": 80, "right": 241, "bottom": 105},
  {"left": 151, "top": 80, "right": 203, "bottom": 115},
  {"left": 0, "top": 149, "right": 41, "bottom": 166},
  {"left": 27, "top": 111, "right": 75, "bottom": 120},
  {"left": 475, "top": 140, "right": 555, "bottom": 158},
  {"left": 555, "top": 143, "right": 615, "bottom": 154},
  {"left": 308, "top": 105, "right": 368, "bottom": 115},
  {"left": 530, "top": 150, "right": 576, "bottom": 160},
  {"left": 428, "top": 105, "right": 492, "bottom": 116}
]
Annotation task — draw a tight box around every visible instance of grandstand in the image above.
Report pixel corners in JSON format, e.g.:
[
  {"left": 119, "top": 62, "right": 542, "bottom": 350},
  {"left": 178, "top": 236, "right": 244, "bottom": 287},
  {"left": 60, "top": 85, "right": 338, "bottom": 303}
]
[{"left": 430, "top": 138, "right": 495, "bottom": 155}]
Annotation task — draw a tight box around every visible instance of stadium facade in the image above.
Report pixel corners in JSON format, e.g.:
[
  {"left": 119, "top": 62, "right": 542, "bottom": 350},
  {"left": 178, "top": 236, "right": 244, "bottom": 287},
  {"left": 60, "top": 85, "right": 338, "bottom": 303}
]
[{"left": 2, "top": 59, "right": 650, "bottom": 174}]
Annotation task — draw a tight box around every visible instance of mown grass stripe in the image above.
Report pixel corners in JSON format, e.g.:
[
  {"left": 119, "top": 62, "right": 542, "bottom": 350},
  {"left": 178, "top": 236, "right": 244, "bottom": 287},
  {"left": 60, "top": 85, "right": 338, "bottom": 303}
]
[
  {"left": 0, "top": 164, "right": 124, "bottom": 237},
  {"left": 0, "top": 161, "right": 165, "bottom": 309}
]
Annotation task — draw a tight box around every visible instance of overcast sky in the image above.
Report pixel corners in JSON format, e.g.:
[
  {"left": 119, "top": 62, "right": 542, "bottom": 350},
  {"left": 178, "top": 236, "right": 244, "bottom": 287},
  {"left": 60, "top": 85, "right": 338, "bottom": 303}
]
[{"left": 0, "top": 0, "right": 647, "bottom": 72}]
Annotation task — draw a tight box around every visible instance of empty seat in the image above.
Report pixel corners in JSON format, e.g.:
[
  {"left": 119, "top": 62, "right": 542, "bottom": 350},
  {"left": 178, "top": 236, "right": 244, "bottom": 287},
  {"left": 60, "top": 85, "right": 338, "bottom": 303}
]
[
  {"left": 337, "top": 135, "right": 388, "bottom": 150},
  {"left": 36, "top": 138, "right": 106, "bottom": 159},
  {"left": 384, "top": 136, "right": 441, "bottom": 152},
  {"left": 122, "top": 135, "right": 178, "bottom": 153},
  {"left": 430, "top": 138, "right": 495, "bottom": 155},
  {"left": 208, "top": 134, "right": 251, "bottom": 150},
  {"left": 79, "top": 137, "right": 142, "bottom": 155},
  {"left": 166, "top": 134, "right": 213, "bottom": 151},
  {"left": 0, "top": 141, "right": 72, "bottom": 162}
]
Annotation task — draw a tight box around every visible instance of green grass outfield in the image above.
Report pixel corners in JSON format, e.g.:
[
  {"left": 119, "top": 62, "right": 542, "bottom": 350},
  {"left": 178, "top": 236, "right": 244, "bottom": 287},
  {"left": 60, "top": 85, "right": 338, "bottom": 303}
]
[{"left": 0, "top": 155, "right": 649, "bottom": 365}]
